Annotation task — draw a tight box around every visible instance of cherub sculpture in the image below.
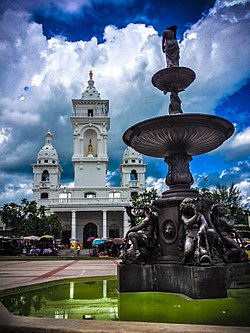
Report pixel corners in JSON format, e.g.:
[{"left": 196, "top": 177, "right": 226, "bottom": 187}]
[
  {"left": 180, "top": 198, "right": 212, "bottom": 265},
  {"left": 211, "top": 204, "right": 248, "bottom": 263},
  {"left": 122, "top": 204, "right": 159, "bottom": 264}
]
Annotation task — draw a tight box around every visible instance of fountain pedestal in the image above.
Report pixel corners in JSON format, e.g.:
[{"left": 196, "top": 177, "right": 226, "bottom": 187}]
[{"left": 123, "top": 112, "right": 234, "bottom": 266}]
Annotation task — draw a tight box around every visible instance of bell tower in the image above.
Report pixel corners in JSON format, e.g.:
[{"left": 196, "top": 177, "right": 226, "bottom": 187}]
[
  {"left": 71, "top": 71, "right": 110, "bottom": 187},
  {"left": 32, "top": 131, "right": 62, "bottom": 201},
  {"left": 120, "top": 147, "right": 146, "bottom": 189}
]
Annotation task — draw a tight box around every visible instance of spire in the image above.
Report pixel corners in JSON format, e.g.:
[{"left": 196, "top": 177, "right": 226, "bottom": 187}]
[
  {"left": 81, "top": 70, "right": 101, "bottom": 100},
  {"left": 45, "top": 131, "right": 53, "bottom": 146},
  {"left": 89, "top": 70, "right": 93, "bottom": 80}
]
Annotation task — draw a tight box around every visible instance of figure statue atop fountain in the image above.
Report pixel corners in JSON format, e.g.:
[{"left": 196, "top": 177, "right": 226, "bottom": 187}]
[
  {"left": 162, "top": 25, "right": 180, "bottom": 67},
  {"left": 162, "top": 25, "right": 183, "bottom": 114},
  {"left": 122, "top": 204, "right": 159, "bottom": 264},
  {"left": 151, "top": 24, "right": 196, "bottom": 114}
]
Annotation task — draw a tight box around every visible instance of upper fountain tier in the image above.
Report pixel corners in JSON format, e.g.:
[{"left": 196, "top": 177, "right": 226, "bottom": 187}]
[
  {"left": 123, "top": 65, "right": 234, "bottom": 158},
  {"left": 152, "top": 67, "right": 196, "bottom": 114},
  {"left": 152, "top": 67, "right": 196, "bottom": 93}
]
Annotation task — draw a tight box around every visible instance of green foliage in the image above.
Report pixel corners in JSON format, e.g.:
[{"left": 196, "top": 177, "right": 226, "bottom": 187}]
[
  {"left": 0, "top": 202, "right": 23, "bottom": 232},
  {"left": 0, "top": 199, "right": 62, "bottom": 238},
  {"left": 130, "top": 188, "right": 159, "bottom": 209},
  {"left": 126, "top": 189, "right": 159, "bottom": 226},
  {"left": 200, "top": 183, "right": 249, "bottom": 225}
]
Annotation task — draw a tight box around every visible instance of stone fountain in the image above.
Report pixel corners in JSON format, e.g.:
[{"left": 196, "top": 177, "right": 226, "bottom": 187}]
[{"left": 118, "top": 26, "right": 249, "bottom": 299}]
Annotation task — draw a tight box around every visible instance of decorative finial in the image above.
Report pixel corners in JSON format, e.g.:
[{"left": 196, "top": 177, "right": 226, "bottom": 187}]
[
  {"left": 81, "top": 70, "right": 100, "bottom": 99},
  {"left": 89, "top": 70, "right": 93, "bottom": 80}
]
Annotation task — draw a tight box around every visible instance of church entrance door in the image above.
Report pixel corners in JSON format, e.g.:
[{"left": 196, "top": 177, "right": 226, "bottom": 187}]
[{"left": 83, "top": 223, "right": 98, "bottom": 248}]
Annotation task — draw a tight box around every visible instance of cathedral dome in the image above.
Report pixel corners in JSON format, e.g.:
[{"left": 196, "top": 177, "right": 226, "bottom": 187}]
[
  {"left": 122, "top": 146, "right": 143, "bottom": 164},
  {"left": 37, "top": 131, "right": 59, "bottom": 164}
]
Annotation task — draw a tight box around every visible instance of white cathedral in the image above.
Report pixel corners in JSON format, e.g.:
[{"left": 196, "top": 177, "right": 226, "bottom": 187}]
[{"left": 32, "top": 72, "right": 147, "bottom": 248}]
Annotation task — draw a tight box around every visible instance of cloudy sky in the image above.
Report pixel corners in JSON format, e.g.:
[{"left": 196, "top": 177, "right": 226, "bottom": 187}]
[{"left": 0, "top": 0, "right": 249, "bottom": 207}]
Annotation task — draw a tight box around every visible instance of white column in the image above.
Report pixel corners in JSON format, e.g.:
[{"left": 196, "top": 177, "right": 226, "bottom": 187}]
[
  {"left": 102, "top": 210, "right": 107, "bottom": 238},
  {"left": 123, "top": 209, "right": 129, "bottom": 237},
  {"left": 80, "top": 138, "right": 83, "bottom": 156},
  {"left": 72, "top": 134, "right": 77, "bottom": 157},
  {"left": 97, "top": 138, "right": 101, "bottom": 157},
  {"left": 71, "top": 210, "right": 77, "bottom": 241},
  {"left": 103, "top": 134, "right": 108, "bottom": 157}
]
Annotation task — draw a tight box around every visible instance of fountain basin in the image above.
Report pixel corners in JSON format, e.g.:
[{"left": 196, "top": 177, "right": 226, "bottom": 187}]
[{"left": 123, "top": 113, "right": 234, "bottom": 157}]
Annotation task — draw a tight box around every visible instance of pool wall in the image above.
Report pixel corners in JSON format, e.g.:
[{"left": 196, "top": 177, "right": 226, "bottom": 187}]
[
  {"left": 1, "top": 302, "right": 249, "bottom": 333},
  {"left": 118, "top": 262, "right": 250, "bottom": 298}
]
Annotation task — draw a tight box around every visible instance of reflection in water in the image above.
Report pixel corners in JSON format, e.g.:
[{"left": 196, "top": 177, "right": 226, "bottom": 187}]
[
  {"left": 0, "top": 278, "right": 250, "bottom": 326},
  {"left": 0, "top": 279, "right": 118, "bottom": 321},
  {"left": 69, "top": 282, "right": 74, "bottom": 300},
  {"left": 55, "top": 310, "right": 68, "bottom": 319}
]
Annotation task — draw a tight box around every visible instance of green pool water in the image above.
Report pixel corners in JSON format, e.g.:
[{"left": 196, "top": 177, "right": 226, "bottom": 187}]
[{"left": 1, "top": 278, "right": 250, "bottom": 326}]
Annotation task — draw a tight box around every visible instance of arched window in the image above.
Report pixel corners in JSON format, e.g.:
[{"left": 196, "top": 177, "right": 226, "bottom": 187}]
[
  {"left": 41, "top": 170, "right": 49, "bottom": 181},
  {"left": 130, "top": 170, "right": 138, "bottom": 187},
  {"left": 130, "top": 169, "right": 138, "bottom": 180},
  {"left": 84, "top": 129, "right": 97, "bottom": 157},
  {"left": 83, "top": 223, "right": 98, "bottom": 248},
  {"left": 41, "top": 192, "right": 48, "bottom": 199}
]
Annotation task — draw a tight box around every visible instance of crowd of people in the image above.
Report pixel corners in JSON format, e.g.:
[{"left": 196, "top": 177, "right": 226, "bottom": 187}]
[
  {"left": 0, "top": 236, "right": 58, "bottom": 256},
  {"left": 89, "top": 239, "right": 125, "bottom": 258}
]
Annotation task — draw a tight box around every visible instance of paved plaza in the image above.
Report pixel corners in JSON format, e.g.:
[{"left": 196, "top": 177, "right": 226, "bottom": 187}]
[
  {"left": 0, "top": 259, "right": 119, "bottom": 292},
  {"left": 0, "top": 259, "right": 249, "bottom": 333}
]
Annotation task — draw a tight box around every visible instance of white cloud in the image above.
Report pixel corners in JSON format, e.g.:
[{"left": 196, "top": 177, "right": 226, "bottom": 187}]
[
  {"left": 146, "top": 176, "right": 168, "bottom": 195},
  {"left": 180, "top": 0, "right": 250, "bottom": 113},
  {"left": 220, "top": 127, "right": 250, "bottom": 160},
  {"left": 220, "top": 169, "right": 227, "bottom": 178},
  {"left": 230, "top": 127, "right": 250, "bottom": 148},
  {"left": 0, "top": 174, "right": 33, "bottom": 203},
  {"left": 237, "top": 180, "right": 250, "bottom": 198}
]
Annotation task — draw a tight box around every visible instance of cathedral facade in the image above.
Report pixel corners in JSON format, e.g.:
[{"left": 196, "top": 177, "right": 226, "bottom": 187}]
[{"left": 32, "top": 72, "right": 146, "bottom": 248}]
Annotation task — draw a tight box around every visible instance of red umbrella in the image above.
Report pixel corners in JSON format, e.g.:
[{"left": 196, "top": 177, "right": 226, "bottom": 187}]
[
  {"left": 87, "top": 237, "right": 96, "bottom": 243},
  {"left": 113, "top": 238, "right": 124, "bottom": 245}
]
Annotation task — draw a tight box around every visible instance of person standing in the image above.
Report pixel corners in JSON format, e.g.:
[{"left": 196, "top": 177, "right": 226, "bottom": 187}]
[{"left": 77, "top": 245, "right": 80, "bottom": 257}]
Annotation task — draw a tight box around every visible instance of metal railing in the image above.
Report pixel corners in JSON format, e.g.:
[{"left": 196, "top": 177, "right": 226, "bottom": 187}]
[
  {"left": 129, "top": 180, "right": 139, "bottom": 187},
  {"left": 47, "top": 197, "right": 129, "bottom": 206}
]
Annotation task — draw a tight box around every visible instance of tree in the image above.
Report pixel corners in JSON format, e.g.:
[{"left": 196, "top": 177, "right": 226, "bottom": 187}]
[
  {"left": 131, "top": 188, "right": 159, "bottom": 209},
  {"left": 0, "top": 199, "right": 62, "bottom": 238},
  {"left": 200, "top": 183, "right": 249, "bottom": 225},
  {"left": 41, "top": 214, "right": 62, "bottom": 239},
  {"left": 127, "top": 189, "right": 159, "bottom": 226},
  {"left": 0, "top": 202, "right": 23, "bottom": 232}
]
